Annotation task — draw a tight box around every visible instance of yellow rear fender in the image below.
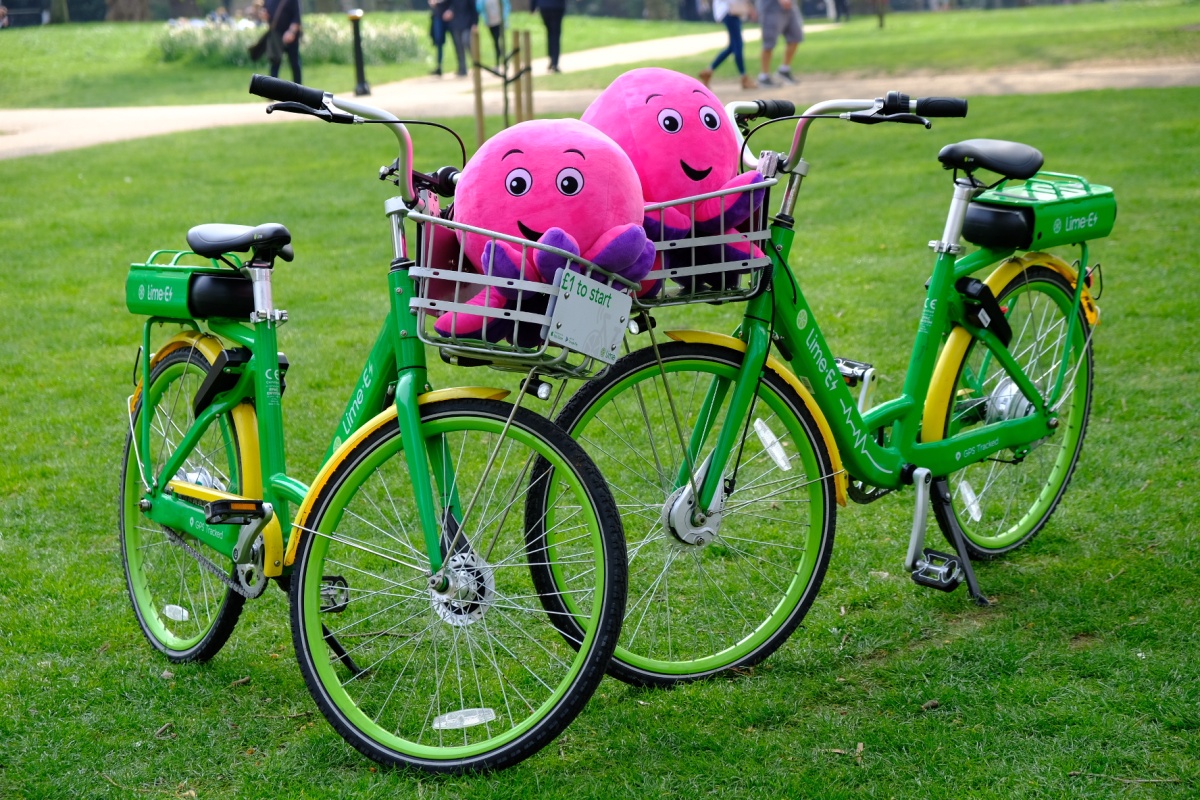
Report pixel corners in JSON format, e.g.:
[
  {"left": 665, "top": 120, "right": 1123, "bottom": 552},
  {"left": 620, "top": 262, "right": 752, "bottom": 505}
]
[
  {"left": 986, "top": 252, "right": 1099, "bottom": 327},
  {"left": 665, "top": 330, "right": 847, "bottom": 507},
  {"left": 131, "top": 330, "right": 262, "bottom": 496},
  {"left": 129, "top": 330, "right": 223, "bottom": 413},
  {"left": 923, "top": 253, "right": 1096, "bottom": 442}
]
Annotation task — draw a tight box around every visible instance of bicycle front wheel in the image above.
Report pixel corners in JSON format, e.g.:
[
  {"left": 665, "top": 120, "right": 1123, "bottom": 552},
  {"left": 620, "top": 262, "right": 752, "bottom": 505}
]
[
  {"left": 546, "top": 341, "right": 838, "bottom": 687},
  {"left": 289, "top": 398, "right": 625, "bottom": 773},
  {"left": 119, "top": 343, "right": 253, "bottom": 662},
  {"left": 929, "top": 264, "right": 1094, "bottom": 558}
]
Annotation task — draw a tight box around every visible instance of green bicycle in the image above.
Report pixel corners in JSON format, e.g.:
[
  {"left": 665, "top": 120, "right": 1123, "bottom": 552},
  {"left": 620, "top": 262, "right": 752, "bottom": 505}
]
[
  {"left": 535, "top": 92, "right": 1113, "bottom": 687},
  {"left": 119, "top": 76, "right": 632, "bottom": 772}
]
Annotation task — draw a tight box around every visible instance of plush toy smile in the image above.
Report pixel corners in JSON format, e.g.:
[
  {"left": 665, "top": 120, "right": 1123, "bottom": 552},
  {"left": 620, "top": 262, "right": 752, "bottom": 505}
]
[
  {"left": 680, "top": 160, "right": 713, "bottom": 182},
  {"left": 517, "top": 221, "right": 545, "bottom": 241}
]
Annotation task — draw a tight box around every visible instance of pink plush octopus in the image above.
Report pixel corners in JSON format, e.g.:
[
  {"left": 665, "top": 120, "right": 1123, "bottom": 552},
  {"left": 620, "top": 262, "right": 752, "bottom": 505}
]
[
  {"left": 581, "top": 67, "right": 766, "bottom": 294},
  {"left": 434, "top": 118, "right": 654, "bottom": 344}
]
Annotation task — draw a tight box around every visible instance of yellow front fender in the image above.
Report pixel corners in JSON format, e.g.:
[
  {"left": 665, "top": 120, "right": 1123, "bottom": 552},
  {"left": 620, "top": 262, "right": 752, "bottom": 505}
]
[
  {"left": 285, "top": 385, "right": 511, "bottom": 567},
  {"left": 665, "top": 330, "right": 847, "bottom": 507}
]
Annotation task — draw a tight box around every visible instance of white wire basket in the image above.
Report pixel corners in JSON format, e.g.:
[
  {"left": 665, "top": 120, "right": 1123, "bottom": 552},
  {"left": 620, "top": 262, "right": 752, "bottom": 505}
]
[
  {"left": 636, "top": 177, "right": 776, "bottom": 308},
  {"left": 408, "top": 212, "right": 640, "bottom": 380}
]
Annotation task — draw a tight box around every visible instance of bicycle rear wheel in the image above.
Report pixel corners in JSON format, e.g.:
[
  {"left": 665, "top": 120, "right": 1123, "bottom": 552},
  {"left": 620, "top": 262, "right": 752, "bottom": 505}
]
[
  {"left": 119, "top": 343, "right": 251, "bottom": 662},
  {"left": 929, "top": 265, "right": 1094, "bottom": 558},
  {"left": 289, "top": 398, "right": 625, "bottom": 773},
  {"left": 542, "top": 341, "right": 838, "bottom": 687}
]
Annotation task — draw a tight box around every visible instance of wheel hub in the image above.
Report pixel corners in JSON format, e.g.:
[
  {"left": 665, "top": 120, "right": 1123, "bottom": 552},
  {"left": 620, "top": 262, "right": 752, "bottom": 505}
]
[
  {"left": 430, "top": 552, "right": 495, "bottom": 626},
  {"left": 661, "top": 479, "right": 724, "bottom": 548},
  {"left": 181, "top": 464, "right": 225, "bottom": 492},
  {"left": 986, "top": 377, "right": 1035, "bottom": 424}
]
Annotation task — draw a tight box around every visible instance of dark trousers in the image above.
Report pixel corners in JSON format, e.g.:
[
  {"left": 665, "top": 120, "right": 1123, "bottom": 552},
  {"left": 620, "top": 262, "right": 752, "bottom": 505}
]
[
  {"left": 268, "top": 32, "right": 302, "bottom": 85},
  {"left": 449, "top": 25, "right": 471, "bottom": 75},
  {"left": 710, "top": 15, "right": 745, "bottom": 75},
  {"left": 431, "top": 15, "right": 446, "bottom": 69},
  {"left": 486, "top": 23, "right": 504, "bottom": 65},
  {"left": 539, "top": 8, "right": 563, "bottom": 69}
]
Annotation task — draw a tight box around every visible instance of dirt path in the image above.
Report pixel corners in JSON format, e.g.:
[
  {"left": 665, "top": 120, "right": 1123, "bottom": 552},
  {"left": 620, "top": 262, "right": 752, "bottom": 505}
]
[{"left": 1, "top": 25, "right": 1196, "bottom": 160}]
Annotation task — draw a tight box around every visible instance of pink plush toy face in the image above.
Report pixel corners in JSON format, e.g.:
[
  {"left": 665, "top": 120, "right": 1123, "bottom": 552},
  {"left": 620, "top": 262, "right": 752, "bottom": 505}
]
[
  {"left": 581, "top": 68, "right": 740, "bottom": 203},
  {"left": 453, "top": 118, "right": 644, "bottom": 268}
]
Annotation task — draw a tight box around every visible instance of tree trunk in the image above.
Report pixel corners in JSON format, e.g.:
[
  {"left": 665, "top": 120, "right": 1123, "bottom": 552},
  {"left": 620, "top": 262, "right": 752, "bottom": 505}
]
[
  {"left": 51, "top": 0, "right": 70, "bottom": 22},
  {"left": 106, "top": 0, "right": 151, "bottom": 20}
]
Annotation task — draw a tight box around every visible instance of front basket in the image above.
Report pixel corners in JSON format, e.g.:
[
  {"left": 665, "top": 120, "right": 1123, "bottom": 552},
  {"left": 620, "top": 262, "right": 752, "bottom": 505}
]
[
  {"left": 635, "top": 177, "right": 776, "bottom": 308},
  {"left": 408, "top": 212, "right": 638, "bottom": 381}
]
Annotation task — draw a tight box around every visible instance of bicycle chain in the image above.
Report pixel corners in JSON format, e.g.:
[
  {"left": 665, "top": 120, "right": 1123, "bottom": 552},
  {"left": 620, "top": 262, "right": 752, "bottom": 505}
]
[{"left": 161, "top": 526, "right": 253, "bottom": 599}]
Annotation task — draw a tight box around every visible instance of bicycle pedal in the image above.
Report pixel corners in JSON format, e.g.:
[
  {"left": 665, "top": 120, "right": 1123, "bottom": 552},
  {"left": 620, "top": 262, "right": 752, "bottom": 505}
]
[
  {"left": 205, "top": 498, "right": 267, "bottom": 526},
  {"left": 320, "top": 575, "right": 350, "bottom": 613},
  {"left": 910, "top": 548, "right": 964, "bottom": 593}
]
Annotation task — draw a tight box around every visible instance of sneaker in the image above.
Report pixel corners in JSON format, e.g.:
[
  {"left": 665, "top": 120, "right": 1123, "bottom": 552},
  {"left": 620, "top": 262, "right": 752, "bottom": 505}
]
[
  {"left": 741, "top": 73, "right": 758, "bottom": 90},
  {"left": 698, "top": 68, "right": 714, "bottom": 88},
  {"left": 758, "top": 73, "right": 776, "bottom": 87},
  {"left": 776, "top": 67, "right": 798, "bottom": 85}
]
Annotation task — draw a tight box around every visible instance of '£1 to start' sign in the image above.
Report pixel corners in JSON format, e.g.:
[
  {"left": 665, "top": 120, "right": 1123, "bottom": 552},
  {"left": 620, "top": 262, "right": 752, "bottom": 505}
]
[{"left": 547, "top": 269, "right": 632, "bottom": 364}]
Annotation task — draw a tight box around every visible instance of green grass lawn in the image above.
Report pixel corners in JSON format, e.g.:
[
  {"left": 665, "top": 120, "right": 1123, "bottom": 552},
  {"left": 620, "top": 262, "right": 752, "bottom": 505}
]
[{"left": 1, "top": 82, "right": 1198, "bottom": 797}]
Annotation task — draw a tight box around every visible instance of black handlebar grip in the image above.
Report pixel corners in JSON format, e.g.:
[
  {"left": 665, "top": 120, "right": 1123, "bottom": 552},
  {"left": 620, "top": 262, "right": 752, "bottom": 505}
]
[
  {"left": 755, "top": 99, "right": 796, "bottom": 119},
  {"left": 915, "top": 97, "right": 968, "bottom": 118},
  {"left": 432, "top": 165, "right": 460, "bottom": 198},
  {"left": 249, "top": 74, "right": 326, "bottom": 110}
]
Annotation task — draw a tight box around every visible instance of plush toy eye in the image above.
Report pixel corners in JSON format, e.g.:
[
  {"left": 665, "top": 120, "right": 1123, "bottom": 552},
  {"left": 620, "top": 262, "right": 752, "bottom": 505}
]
[
  {"left": 505, "top": 168, "right": 533, "bottom": 196},
  {"left": 699, "top": 105, "right": 722, "bottom": 131},
  {"left": 657, "top": 109, "right": 683, "bottom": 134},
  {"left": 556, "top": 167, "right": 584, "bottom": 196}
]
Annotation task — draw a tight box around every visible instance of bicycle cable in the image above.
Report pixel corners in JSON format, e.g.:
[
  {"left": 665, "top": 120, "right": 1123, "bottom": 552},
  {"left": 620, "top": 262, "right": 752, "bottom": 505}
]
[{"left": 361, "top": 118, "right": 467, "bottom": 169}]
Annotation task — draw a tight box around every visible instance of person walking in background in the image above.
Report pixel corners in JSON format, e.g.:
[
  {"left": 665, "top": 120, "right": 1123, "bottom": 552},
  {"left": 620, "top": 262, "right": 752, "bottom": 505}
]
[
  {"left": 699, "top": 0, "right": 757, "bottom": 91},
  {"left": 531, "top": 0, "right": 565, "bottom": 73},
  {"left": 834, "top": 0, "right": 849, "bottom": 22},
  {"left": 429, "top": 0, "right": 451, "bottom": 76},
  {"left": 0, "top": 6, "right": 10, "bottom": 28},
  {"left": 262, "top": 0, "right": 302, "bottom": 84},
  {"left": 475, "top": 0, "right": 509, "bottom": 67},
  {"left": 444, "top": 0, "right": 477, "bottom": 77},
  {"left": 755, "top": 0, "right": 801, "bottom": 87}
]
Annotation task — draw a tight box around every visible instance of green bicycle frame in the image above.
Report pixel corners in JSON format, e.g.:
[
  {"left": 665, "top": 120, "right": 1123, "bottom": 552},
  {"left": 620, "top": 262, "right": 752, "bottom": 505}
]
[
  {"left": 133, "top": 195, "right": 463, "bottom": 576},
  {"left": 682, "top": 219, "right": 1077, "bottom": 515}
]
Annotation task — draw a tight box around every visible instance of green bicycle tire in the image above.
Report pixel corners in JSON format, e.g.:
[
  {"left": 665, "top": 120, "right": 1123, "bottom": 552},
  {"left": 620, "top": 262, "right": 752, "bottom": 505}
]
[
  {"left": 931, "top": 265, "right": 1094, "bottom": 558},
  {"left": 289, "top": 398, "right": 626, "bottom": 773},
  {"left": 119, "top": 345, "right": 248, "bottom": 662},
  {"left": 541, "top": 341, "right": 837, "bottom": 687}
]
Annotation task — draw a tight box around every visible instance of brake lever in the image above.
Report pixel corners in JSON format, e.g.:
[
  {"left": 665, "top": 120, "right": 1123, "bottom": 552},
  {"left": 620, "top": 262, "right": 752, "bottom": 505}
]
[
  {"left": 842, "top": 111, "right": 931, "bottom": 129},
  {"left": 888, "top": 113, "right": 932, "bottom": 129},
  {"left": 266, "top": 101, "right": 358, "bottom": 125}
]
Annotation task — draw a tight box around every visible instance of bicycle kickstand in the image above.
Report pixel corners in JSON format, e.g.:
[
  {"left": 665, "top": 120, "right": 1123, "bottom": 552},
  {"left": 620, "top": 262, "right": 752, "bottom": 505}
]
[{"left": 905, "top": 467, "right": 989, "bottom": 606}]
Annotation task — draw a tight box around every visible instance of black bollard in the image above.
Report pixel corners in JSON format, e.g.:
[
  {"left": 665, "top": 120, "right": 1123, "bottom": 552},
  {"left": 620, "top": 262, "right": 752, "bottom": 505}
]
[{"left": 348, "top": 9, "right": 370, "bottom": 96}]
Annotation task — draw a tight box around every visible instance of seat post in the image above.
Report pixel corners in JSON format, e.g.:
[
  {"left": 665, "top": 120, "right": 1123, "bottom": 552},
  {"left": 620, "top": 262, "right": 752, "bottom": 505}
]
[
  {"left": 247, "top": 267, "right": 283, "bottom": 325},
  {"left": 931, "top": 178, "right": 982, "bottom": 254}
]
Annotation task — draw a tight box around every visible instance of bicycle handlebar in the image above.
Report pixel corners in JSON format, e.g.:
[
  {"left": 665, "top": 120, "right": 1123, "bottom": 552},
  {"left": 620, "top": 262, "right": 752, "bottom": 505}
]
[
  {"left": 728, "top": 91, "right": 968, "bottom": 172},
  {"left": 249, "top": 74, "right": 417, "bottom": 204}
]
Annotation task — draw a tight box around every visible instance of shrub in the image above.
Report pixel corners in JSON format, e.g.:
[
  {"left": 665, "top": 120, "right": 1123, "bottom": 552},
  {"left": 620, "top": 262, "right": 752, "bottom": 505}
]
[{"left": 158, "top": 13, "right": 428, "bottom": 68}]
